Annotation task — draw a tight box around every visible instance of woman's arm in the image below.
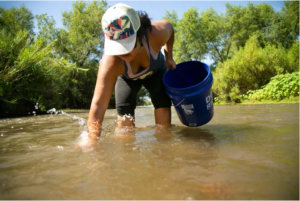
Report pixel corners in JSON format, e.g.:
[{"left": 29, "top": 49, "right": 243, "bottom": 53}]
[
  {"left": 151, "top": 20, "right": 176, "bottom": 70},
  {"left": 87, "top": 54, "right": 124, "bottom": 140},
  {"left": 161, "top": 21, "right": 175, "bottom": 69}
]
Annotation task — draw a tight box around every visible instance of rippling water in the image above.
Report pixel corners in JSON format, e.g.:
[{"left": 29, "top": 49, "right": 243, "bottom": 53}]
[{"left": 0, "top": 104, "right": 298, "bottom": 199}]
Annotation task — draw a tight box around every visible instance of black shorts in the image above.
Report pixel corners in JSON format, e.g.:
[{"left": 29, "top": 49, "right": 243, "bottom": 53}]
[{"left": 115, "top": 68, "right": 172, "bottom": 116}]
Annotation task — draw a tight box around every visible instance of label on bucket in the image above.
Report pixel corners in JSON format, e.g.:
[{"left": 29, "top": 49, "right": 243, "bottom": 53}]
[
  {"left": 206, "top": 92, "right": 213, "bottom": 110},
  {"left": 181, "top": 104, "right": 194, "bottom": 115},
  {"left": 181, "top": 104, "right": 197, "bottom": 125}
]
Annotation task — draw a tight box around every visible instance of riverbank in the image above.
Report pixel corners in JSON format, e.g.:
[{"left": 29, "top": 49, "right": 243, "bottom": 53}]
[
  {"left": 1, "top": 98, "right": 298, "bottom": 118},
  {"left": 214, "top": 97, "right": 299, "bottom": 106},
  {"left": 60, "top": 98, "right": 299, "bottom": 113}
]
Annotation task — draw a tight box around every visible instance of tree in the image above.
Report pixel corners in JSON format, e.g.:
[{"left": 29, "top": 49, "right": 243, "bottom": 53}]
[
  {"left": 0, "top": 4, "right": 34, "bottom": 36},
  {"left": 272, "top": 1, "right": 299, "bottom": 49},
  {"left": 35, "top": 1, "right": 108, "bottom": 109},
  {"left": 35, "top": 14, "right": 59, "bottom": 44},
  {"left": 172, "top": 8, "right": 208, "bottom": 63},
  {"left": 61, "top": 1, "right": 107, "bottom": 108},
  {"left": 0, "top": 4, "right": 90, "bottom": 117},
  {"left": 200, "top": 8, "right": 230, "bottom": 66},
  {"left": 224, "top": 3, "right": 276, "bottom": 50}
]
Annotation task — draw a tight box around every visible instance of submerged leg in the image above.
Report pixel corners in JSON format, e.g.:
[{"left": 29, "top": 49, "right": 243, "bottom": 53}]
[
  {"left": 154, "top": 107, "right": 171, "bottom": 127},
  {"left": 117, "top": 115, "right": 135, "bottom": 127},
  {"left": 154, "top": 107, "right": 173, "bottom": 139},
  {"left": 143, "top": 69, "right": 172, "bottom": 127},
  {"left": 115, "top": 115, "right": 136, "bottom": 142}
]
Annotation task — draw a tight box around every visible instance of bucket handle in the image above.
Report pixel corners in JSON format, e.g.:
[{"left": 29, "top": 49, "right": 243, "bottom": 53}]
[{"left": 174, "top": 99, "right": 185, "bottom": 107}]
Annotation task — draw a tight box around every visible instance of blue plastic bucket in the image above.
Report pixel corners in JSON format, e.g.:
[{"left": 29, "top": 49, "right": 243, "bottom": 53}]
[{"left": 163, "top": 61, "right": 214, "bottom": 127}]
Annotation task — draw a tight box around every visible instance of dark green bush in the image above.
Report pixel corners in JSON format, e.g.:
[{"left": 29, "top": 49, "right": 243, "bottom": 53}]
[
  {"left": 245, "top": 72, "right": 299, "bottom": 101},
  {"left": 213, "top": 35, "right": 299, "bottom": 103}
]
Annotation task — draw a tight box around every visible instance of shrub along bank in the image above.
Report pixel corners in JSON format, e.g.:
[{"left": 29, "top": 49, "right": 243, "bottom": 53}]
[{"left": 212, "top": 36, "right": 299, "bottom": 104}]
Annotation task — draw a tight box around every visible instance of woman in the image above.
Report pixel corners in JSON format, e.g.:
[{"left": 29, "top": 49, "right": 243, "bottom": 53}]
[{"left": 86, "top": 3, "right": 176, "bottom": 143}]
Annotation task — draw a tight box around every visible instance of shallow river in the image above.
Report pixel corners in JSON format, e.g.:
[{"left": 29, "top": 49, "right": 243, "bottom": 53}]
[{"left": 0, "top": 104, "right": 299, "bottom": 200}]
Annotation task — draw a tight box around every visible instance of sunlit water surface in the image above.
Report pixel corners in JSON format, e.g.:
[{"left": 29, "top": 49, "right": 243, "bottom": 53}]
[{"left": 0, "top": 104, "right": 298, "bottom": 200}]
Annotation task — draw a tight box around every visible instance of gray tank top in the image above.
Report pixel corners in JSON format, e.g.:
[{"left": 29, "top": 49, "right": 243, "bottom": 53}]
[{"left": 121, "top": 34, "right": 166, "bottom": 80}]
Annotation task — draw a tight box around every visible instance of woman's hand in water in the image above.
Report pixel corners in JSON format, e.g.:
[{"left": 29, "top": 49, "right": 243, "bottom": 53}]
[
  {"left": 165, "top": 58, "right": 176, "bottom": 70},
  {"left": 75, "top": 120, "right": 101, "bottom": 151},
  {"left": 75, "top": 132, "right": 99, "bottom": 151}
]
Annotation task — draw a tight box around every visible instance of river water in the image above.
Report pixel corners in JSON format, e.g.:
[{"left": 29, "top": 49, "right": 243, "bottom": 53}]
[{"left": 0, "top": 104, "right": 298, "bottom": 200}]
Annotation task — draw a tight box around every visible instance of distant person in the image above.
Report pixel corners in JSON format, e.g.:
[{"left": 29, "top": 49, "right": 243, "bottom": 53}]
[{"left": 84, "top": 3, "right": 176, "bottom": 145}]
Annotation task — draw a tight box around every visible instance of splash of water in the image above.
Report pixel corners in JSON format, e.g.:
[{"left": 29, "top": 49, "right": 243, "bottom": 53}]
[
  {"left": 59, "top": 111, "right": 87, "bottom": 127},
  {"left": 46, "top": 108, "right": 87, "bottom": 127},
  {"left": 47, "top": 108, "right": 58, "bottom": 114},
  {"left": 46, "top": 108, "right": 136, "bottom": 151}
]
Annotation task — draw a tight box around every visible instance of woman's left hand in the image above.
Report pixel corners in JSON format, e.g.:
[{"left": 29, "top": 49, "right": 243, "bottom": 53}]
[{"left": 165, "top": 58, "right": 176, "bottom": 70}]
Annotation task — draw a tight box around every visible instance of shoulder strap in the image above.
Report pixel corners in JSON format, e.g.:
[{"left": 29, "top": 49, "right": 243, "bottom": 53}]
[
  {"left": 123, "top": 60, "right": 128, "bottom": 72},
  {"left": 144, "top": 33, "right": 151, "bottom": 53}
]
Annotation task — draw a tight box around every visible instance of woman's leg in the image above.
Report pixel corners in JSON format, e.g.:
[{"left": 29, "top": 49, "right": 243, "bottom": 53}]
[
  {"left": 154, "top": 107, "right": 173, "bottom": 139},
  {"left": 154, "top": 107, "right": 171, "bottom": 126},
  {"left": 115, "top": 76, "right": 142, "bottom": 128},
  {"left": 117, "top": 114, "right": 135, "bottom": 127},
  {"left": 143, "top": 69, "right": 172, "bottom": 127}
]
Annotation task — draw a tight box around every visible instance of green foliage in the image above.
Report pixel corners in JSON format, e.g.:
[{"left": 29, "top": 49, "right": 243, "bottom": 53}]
[
  {"left": 35, "top": 14, "right": 58, "bottom": 44},
  {"left": 170, "top": 8, "right": 208, "bottom": 63},
  {"left": 0, "top": 3, "right": 95, "bottom": 117},
  {"left": 244, "top": 72, "right": 299, "bottom": 101},
  {"left": 201, "top": 8, "right": 229, "bottom": 66},
  {"left": 0, "top": 4, "right": 34, "bottom": 35},
  {"left": 272, "top": 1, "right": 299, "bottom": 49},
  {"left": 209, "top": 1, "right": 299, "bottom": 103},
  {"left": 35, "top": 1, "right": 108, "bottom": 109},
  {"left": 59, "top": 1, "right": 107, "bottom": 108},
  {"left": 164, "top": 1, "right": 298, "bottom": 67},
  {"left": 286, "top": 40, "right": 300, "bottom": 72},
  {"left": 137, "top": 86, "right": 150, "bottom": 106},
  {"left": 60, "top": 1, "right": 106, "bottom": 62},
  {"left": 213, "top": 35, "right": 298, "bottom": 103},
  {"left": 0, "top": 29, "right": 77, "bottom": 115},
  {"left": 163, "top": 10, "right": 179, "bottom": 32},
  {"left": 225, "top": 3, "right": 276, "bottom": 49}
]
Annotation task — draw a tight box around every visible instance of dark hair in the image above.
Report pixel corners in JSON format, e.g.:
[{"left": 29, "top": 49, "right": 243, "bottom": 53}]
[{"left": 136, "top": 11, "right": 152, "bottom": 44}]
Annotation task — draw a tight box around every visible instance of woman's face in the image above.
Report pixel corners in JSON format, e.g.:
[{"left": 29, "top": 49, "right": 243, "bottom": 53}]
[{"left": 118, "top": 40, "right": 141, "bottom": 62}]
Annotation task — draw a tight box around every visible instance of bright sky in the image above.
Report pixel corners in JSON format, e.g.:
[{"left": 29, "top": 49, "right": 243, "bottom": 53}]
[
  {"left": 0, "top": 0, "right": 285, "bottom": 64},
  {"left": 1, "top": 1, "right": 284, "bottom": 30}
]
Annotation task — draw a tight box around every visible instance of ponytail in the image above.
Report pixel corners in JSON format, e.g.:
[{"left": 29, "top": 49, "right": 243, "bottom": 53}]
[{"left": 136, "top": 11, "right": 152, "bottom": 43}]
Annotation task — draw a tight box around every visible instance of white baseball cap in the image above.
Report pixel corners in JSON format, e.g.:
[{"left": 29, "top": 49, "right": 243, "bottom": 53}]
[{"left": 101, "top": 3, "right": 141, "bottom": 55}]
